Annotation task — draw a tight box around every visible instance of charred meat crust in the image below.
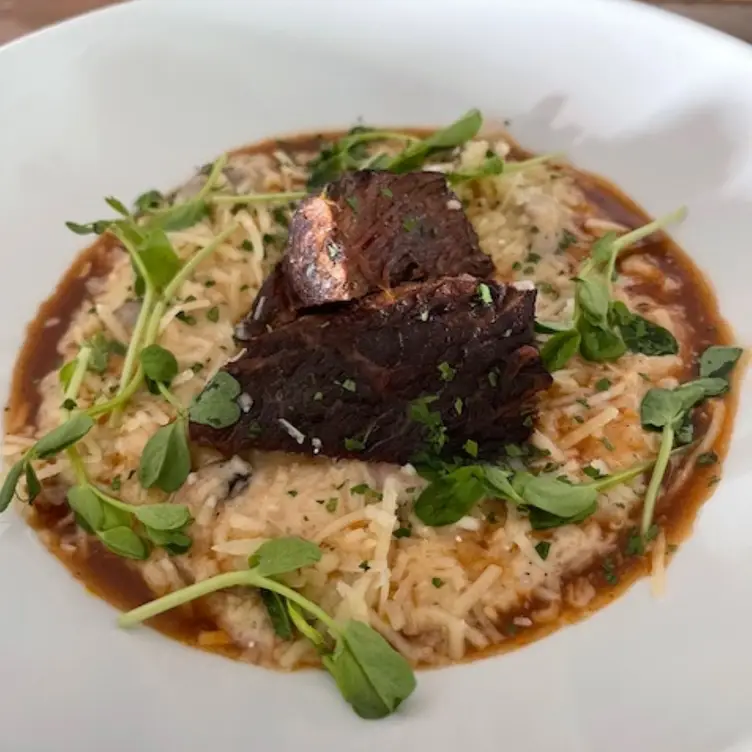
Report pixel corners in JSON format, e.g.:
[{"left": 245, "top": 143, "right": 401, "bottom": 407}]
[
  {"left": 235, "top": 170, "right": 493, "bottom": 340},
  {"left": 191, "top": 276, "right": 552, "bottom": 464}
]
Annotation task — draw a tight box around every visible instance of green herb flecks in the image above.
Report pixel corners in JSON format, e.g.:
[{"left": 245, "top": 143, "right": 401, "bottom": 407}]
[{"left": 408, "top": 396, "right": 446, "bottom": 454}]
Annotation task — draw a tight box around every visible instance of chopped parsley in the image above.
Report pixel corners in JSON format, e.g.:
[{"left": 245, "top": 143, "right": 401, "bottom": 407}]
[
  {"left": 402, "top": 216, "right": 419, "bottom": 232},
  {"left": 527, "top": 252, "right": 541, "bottom": 264},
  {"left": 431, "top": 577, "right": 444, "bottom": 588},
  {"left": 287, "top": 489, "right": 299, "bottom": 497},
  {"left": 191, "top": 362, "right": 204, "bottom": 374},
  {"left": 359, "top": 560, "right": 371, "bottom": 571},
  {"left": 340, "top": 378, "right": 357, "bottom": 393},
  {"left": 408, "top": 395, "right": 446, "bottom": 452},
  {"left": 602, "top": 557, "right": 619, "bottom": 585},
  {"left": 696, "top": 451, "right": 718, "bottom": 467},
  {"left": 111, "top": 475, "right": 122, "bottom": 492},
  {"left": 380, "top": 187, "right": 393, "bottom": 199},
  {"left": 175, "top": 311, "right": 196, "bottom": 326},
  {"left": 582, "top": 465, "right": 605, "bottom": 480},
  {"left": 206, "top": 306, "right": 220, "bottom": 323},
  {"left": 464, "top": 439, "right": 478, "bottom": 458},
  {"left": 241, "top": 239, "right": 253, "bottom": 252},
  {"left": 344, "top": 437, "right": 365, "bottom": 452},
  {"left": 454, "top": 397, "right": 464, "bottom": 416},
  {"left": 537, "top": 281, "right": 558, "bottom": 298},
  {"left": 558, "top": 229, "right": 577, "bottom": 251},
  {"left": 438, "top": 362, "right": 456, "bottom": 382},
  {"left": 204, "top": 279, "right": 216, "bottom": 288},
  {"left": 477, "top": 283, "right": 493, "bottom": 305},
  {"left": 350, "top": 483, "right": 382, "bottom": 501},
  {"left": 594, "top": 377, "right": 611, "bottom": 392},
  {"left": 512, "top": 261, "right": 522, "bottom": 272},
  {"left": 601, "top": 436, "right": 615, "bottom": 451},
  {"left": 346, "top": 196, "right": 359, "bottom": 213},
  {"left": 534, "top": 541, "right": 551, "bottom": 560},
  {"left": 393, "top": 526, "right": 412, "bottom": 539}
]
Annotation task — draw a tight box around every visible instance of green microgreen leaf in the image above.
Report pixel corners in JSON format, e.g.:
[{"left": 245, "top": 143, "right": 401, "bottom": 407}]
[
  {"left": 609, "top": 301, "right": 678, "bottom": 356},
  {"left": 261, "top": 589, "right": 295, "bottom": 640},
  {"left": 387, "top": 109, "right": 482, "bottom": 173},
  {"left": 699, "top": 345, "right": 743, "bottom": 380},
  {"left": 67, "top": 485, "right": 105, "bottom": 531},
  {"left": 24, "top": 464, "right": 42, "bottom": 503},
  {"left": 248, "top": 536, "right": 322, "bottom": 577},
  {"left": 0, "top": 460, "right": 26, "bottom": 513},
  {"left": 132, "top": 503, "right": 192, "bottom": 531},
  {"left": 540, "top": 329, "right": 581, "bottom": 371},
  {"left": 413, "top": 466, "right": 487, "bottom": 526},
  {"left": 140, "top": 344, "right": 179, "bottom": 385},
  {"left": 323, "top": 620, "right": 416, "bottom": 719},
  {"left": 34, "top": 413, "right": 94, "bottom": 459},
  {"left": 138, "top": 419, "right": 191, "bottom": 493},
  {"left": 97, "top": 527, "right": 150, "bottom": 560},
  {"left": 188, "top": 371, "right": 242, "bottom": 429}
]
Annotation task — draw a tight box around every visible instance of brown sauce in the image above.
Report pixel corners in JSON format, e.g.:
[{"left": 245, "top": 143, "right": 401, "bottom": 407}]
[{"left": 5, "top": 131, "right": 740, "bottom": 667}]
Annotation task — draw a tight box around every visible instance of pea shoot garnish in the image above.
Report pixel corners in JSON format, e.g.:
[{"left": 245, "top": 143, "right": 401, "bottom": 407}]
[{"left": 118, "top": 537, "right": 416, "bottom": 719}]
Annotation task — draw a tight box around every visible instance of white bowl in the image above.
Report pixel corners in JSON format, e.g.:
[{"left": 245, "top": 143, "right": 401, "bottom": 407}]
[{"left": 1, "top": 1, "right": 751, "bottom": 750}]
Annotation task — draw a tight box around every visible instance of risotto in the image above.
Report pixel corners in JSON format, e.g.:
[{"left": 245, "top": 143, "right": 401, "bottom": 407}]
[{"left": 1, "top": 111, "right": 741, "bottom": 719}]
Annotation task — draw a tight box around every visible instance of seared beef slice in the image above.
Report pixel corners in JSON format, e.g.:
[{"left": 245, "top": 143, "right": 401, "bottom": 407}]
[
  {"left": 236, "top": 170, "right": 493, "bottom": 339},
  {"left": 191, "top": 277, "right": 552, "bottom": 464}
]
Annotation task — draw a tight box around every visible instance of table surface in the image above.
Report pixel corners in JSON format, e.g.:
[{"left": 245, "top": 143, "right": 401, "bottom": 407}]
[{"left": 1, "top": 0, "right": 752, "bottom": 45}]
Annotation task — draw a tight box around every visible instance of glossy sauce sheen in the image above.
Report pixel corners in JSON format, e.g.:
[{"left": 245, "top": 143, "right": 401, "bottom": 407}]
[{"left": 5, "top": 132, "right": 738, "bottom": 666}]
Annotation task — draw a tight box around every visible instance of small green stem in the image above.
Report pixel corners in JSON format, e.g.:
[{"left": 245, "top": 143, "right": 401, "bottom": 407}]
[
  {"left": 197, "top": 154, "right": 229, "bottom": 201},
  {"left": 641, "top": 425, "right": 674, "bottom": 535},
  {"left": 64, "top": 347, "right": 92, "bottom": 406},
  {"left": 119, "top": 571, "right": 257, "bottom": 627},
  {"left": 157, "top": 383, "right": 185, "bottom": 413},
  {"left": 66, "top": 448, "right": 88, "bottom": 485},
  {"left": 287, "top": 602, "right": 326, "bottom": 646},
  {"left": 116, "top": 286, "right": 155, "bottom": 399},
  {"left": 211, "top": 192, "right": 306, "bottom": 206},
  {"left": 87, "top": 371, "right": 143, "bottom": 418},
  {"left": 344, "top": 130, "right": 419, "bottom": 146},
  {"left": 610, "top": 207, "right": 687, "bottom": 260},
  {"left": 89, "top": 485, "right": 135, "bottom": 513},
  {"left": 162, "top": 222, "right": 239, "bottom": 301},
  {"left": 503, "top": 151, "right": 564, "bottom": 175},
  {"left": 62, "top": 347, "right": 93, "bottom": 485},
  {"left": 118, "top": 568, "right": 339, "bottom": 634},
  {"left": 112, "top": 226, "right": 154, "bottom": 289},
  {"left": 590, "top": 459, "right": 655, "bottom": 493}
]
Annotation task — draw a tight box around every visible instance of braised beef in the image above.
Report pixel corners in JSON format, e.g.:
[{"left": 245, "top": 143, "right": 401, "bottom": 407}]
[
  {"left": 192, "top": 276, "right": 551, "bottom": 464},
  {"left": 235, "top": 170, "right": 493, "bottom": 340}
]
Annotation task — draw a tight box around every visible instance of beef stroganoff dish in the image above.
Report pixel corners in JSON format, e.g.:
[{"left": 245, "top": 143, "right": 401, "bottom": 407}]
[{"left": 2, "top": 110, "right": 742, "bottom": 719}]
